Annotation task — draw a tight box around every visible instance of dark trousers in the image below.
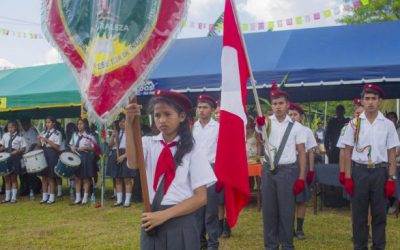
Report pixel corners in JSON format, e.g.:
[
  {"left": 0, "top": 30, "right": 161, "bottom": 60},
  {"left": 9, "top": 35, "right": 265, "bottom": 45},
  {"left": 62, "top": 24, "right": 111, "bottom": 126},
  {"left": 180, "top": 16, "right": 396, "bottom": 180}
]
[
  {"left": 262, "top": 164, "right": 298, "bottom": 250},
  {"left": 352, "top": 164, "right": 387, "bottom": 250},
  {"left": 197, "top": 183, "right": 219, "bottom": 249}
]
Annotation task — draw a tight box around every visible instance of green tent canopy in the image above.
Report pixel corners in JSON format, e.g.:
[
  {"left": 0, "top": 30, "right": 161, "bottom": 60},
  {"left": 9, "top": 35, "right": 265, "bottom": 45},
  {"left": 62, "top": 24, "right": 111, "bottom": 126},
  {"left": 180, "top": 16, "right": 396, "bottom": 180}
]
[{"left": 0, "top": 64, "right": 81, "bottom": 119}]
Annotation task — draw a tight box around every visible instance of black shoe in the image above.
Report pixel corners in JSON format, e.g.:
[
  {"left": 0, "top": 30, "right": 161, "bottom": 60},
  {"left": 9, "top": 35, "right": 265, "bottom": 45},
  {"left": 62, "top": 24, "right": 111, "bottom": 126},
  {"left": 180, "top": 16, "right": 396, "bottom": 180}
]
[
  {"left": 0, "top": 199, "right": 10, "bottom": 204},
  {"left": 296, "top": 230, "right": 306, "bottom": 240},
  {"left": 40, "top": 199, "right": 48, "bottom": 204},
  {"left": 81, "top": 201, "right": 88, "bottom": 205},
  {"left": 222, "top": 219, "right": 231, "bottom": 238},
  {"left": 123, "top": 203, "right": 131, "bottom": 208},
  {"left": 113, "top": 202, "right": 123, "bottom": 207},
  {"left": 46, "top": 200, "right": 55, "bottom": 205},
  {"left": 10, "top": 199, "right": 17, "bottom": 204},
  {"left": 71, "top": 200, "right": 81, "bottom": 205}
]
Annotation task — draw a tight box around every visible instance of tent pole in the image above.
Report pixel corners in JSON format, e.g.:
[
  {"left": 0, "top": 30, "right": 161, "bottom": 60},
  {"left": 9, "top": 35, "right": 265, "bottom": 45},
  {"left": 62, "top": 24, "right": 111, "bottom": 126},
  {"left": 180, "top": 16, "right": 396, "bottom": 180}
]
[
  {"left": 324, "top": 101, "right": 328, "bottom": 164},
  {"left": 397, "top": 99, "right": 399, "bottom": 121}
]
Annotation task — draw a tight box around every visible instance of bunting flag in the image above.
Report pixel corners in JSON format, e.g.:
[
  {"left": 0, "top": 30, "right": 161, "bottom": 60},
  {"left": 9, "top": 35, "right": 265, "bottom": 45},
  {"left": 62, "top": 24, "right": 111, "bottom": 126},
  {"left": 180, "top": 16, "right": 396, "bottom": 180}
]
[
  {"left": 42, "top": 0, "right": 189, "bottom": 124},
  {"left": 215, "top": 0, "right": 251, "bottom": 228}
]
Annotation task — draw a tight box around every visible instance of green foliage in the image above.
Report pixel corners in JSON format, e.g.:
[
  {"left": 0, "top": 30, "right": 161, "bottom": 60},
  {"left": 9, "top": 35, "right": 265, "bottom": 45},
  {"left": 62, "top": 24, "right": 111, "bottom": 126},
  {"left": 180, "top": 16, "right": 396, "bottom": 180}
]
[{"left": 338, "top": 0, "right": 400, "bottom": 24}]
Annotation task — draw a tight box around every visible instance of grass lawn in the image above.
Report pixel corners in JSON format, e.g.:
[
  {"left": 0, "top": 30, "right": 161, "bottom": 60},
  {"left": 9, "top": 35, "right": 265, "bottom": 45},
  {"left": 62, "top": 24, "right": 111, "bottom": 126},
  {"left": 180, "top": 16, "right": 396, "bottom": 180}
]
[{"left": 1, "top": 183, "right": 399, "bottom": 249}]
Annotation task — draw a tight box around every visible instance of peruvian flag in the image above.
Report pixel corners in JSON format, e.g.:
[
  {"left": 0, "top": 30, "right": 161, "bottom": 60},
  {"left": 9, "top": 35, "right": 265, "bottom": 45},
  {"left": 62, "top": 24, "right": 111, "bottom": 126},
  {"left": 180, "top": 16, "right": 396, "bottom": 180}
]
[{"left": 214, "top": 0, "right": 251, "bottom": 228}]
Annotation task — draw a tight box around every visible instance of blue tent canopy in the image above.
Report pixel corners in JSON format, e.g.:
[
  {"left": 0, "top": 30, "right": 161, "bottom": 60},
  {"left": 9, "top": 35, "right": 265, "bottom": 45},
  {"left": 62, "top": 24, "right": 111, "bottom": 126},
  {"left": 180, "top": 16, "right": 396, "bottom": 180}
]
[{"left": 149, "top": 20, "right": 400, "bottom": 102}]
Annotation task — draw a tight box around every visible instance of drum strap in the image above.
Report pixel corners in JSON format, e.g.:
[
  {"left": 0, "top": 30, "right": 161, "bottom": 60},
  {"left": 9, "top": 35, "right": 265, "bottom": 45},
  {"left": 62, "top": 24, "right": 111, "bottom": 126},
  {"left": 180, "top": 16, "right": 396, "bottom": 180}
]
[
  {"left": 118, "top": 131, "right": 124, "bottom": 149},
  {"left": 45, "top": 131, "right": 54, "bottom": 139},
  {"left": 7, "top": 133, "right": 17, "bottom": 152},
  {"left": 75, "top": 135, "right": 83, "bottom": 148}
]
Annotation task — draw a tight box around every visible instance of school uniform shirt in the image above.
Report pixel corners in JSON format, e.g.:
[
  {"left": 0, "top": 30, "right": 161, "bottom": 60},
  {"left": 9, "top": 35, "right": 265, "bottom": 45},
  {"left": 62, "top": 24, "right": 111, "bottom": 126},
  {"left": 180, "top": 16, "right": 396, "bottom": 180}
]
[
  {"left": 140, "top": 133, "right": 217, "bottom": 205},
  {"left": 267, "top": 115, "right": 306, "bottom": 165},
  {"left": 303, "top": 125, "right": 317, "bottom": 152},
  {"left": 336, "top": 124, "right": 348, "bottom": 149},
  {"left": 341, "top": 111, "right": 400, "bottom": 165},
  {"left": 69, "top": 132, "right": 94, "bottom": 149},
  {"left": 112, "top": 130, "right": 126, "bottom": 150},
  {"left": 0, "top": 132, "right": 27, "bottom": 151},
  {"left": 41, "top": 129, "right": 62, "bottom": 147},
  {"left": 192, "top": 118, "right": 219, "bottom": 164},
  {"left": 20, "top": 127, "right": 39, "bottom": 153}
]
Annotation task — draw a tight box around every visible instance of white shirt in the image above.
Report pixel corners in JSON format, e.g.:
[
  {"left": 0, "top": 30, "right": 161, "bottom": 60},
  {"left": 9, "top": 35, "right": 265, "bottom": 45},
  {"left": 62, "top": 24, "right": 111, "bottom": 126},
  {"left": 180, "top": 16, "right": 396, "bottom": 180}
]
[
  {"left": 341, "top": 111, "right": 400, "bottom": 164},
  {"left": 304, "top": 126, "right": 318, "bottom": 152},
  {"left": 20, "top": 127, "right": 39, "bottom": 152},
  {"left": 141, "top": 133, "right": 217, "bottom": 205},
  {"left": 69, "top": 132, "right": 94, "bottom": 149},
  {"left": 113, "top": 130, "right": 126, "bottom": 149},
  {"left": 41, "top": 129, "right": 62, "bottom": 147},
  {"left": 192, "top": 118, "right": 219, "bottom": 164},
  {"left": 0, "top": 132, "right": 27, "bottom": 151},
  {"left": 336, "top": 124, "right": 348, "bottom": 149},
  {"left": 267, "top": 115, "right": 306, "bottom": 165}
]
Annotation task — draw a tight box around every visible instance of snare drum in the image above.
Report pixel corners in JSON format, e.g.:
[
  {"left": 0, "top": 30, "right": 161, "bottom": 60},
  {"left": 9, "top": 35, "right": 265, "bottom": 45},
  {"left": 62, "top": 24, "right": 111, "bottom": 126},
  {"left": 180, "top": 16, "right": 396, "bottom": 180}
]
[
  {"left": 23, "top": 149, "right": 48, "bottom": 173},
  {"left": 55, "top": 152, "right": 81, "bottom": 178},
  {"left": 0, "top": 152, "right": 11, "bottom": 176}
]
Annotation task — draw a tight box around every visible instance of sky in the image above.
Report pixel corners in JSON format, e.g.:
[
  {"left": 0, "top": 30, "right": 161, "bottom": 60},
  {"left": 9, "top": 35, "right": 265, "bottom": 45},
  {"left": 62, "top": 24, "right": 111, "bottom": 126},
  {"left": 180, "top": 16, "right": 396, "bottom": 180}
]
[{"left": 0, "top": 0, "right": 345, "bottom": 68}]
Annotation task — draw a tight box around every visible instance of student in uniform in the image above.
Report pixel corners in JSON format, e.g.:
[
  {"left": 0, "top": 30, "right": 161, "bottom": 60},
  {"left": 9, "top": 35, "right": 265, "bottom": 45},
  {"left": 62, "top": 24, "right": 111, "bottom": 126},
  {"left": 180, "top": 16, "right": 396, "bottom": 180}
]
[
  {"left": 55, "top": 121, "right": 67, "bottom": 197},
  {"left": 342, "top": 84, "right": 400, "bottom": 250},
  {"left": 38, "top": 117, "right": 62, "bottom": 204},
  {"left": 19, "top": 117, "right": 41, "bottom": 197},
  {"left": 192, "top": 94, "right": 220, "bottom": 250},
  {"left": 66, "top": 122, "right": 78, "bottom": 196},
  {"left": 109, "top": 113, "right": 137, "bottom": 207},
  {"left": 70, "top": 118, "right": 95, "bottom": 205},
  {"left": 256, "top": 84, "right": 307, "bottom": 250},
  {"left": 0, "top": 120, "right": 27, "bottom": 203},
  {"left": 125, "top": 90, "right": 217, "bottom": 250},
  {"left": 288, "top": 102, "right": 317, "bottom": 240}
]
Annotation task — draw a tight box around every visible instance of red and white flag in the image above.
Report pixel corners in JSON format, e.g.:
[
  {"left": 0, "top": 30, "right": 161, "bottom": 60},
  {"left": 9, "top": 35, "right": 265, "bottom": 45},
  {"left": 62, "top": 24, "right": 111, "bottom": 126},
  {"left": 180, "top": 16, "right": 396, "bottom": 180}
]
[{"left": 215, "top": 0, "right": 251, "bottom": 228}]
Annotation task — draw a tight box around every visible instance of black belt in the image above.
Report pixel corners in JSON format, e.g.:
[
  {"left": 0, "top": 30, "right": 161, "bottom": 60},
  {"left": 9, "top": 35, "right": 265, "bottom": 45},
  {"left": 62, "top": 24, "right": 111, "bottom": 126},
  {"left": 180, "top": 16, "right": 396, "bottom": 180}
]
[{"left": 353, "top": 161, "right": 388, "bottom": 169}]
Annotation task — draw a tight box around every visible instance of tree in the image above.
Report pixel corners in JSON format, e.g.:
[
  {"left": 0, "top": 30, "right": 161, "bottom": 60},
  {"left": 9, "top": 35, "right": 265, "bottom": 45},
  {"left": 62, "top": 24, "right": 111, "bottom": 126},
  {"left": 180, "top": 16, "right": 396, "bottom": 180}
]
[{"left": 338, "top": 0, "right": 400, "bottom": 24}]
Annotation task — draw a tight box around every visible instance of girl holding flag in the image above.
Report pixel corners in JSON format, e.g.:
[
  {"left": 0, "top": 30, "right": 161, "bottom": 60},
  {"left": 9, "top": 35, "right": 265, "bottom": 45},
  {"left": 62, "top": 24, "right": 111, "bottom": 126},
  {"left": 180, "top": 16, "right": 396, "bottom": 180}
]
[{"left": 125, "top": 90, "right": 216, "bottom": 249}]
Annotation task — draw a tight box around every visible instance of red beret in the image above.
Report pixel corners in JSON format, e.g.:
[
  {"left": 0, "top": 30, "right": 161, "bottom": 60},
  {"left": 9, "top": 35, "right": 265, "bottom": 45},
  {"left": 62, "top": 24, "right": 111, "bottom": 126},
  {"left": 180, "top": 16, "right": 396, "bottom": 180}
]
[
  {"left": 289, "top": 102, "right": 304, "bottom": 115},
  {"left": 362, "top": 83, "right": 384, "bottom": 98},
  {"left": 270, "top": 81, "right": 289, "bottom": 100},
  {"left": 197, "top": 94, "right": 217, "bottom": 108},
  {"left": 353, "top": 98, "right": 361, "bottom": 106},
  {"left": 154, "top": 90, "right": 193, "bottom": 113}
]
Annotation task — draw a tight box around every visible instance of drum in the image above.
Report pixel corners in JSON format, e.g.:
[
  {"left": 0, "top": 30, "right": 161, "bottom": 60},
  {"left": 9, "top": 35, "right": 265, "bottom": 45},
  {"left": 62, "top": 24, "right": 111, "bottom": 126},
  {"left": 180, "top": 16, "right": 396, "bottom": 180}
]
[
  {"left": 23, "top": 150, "right": 48, "bottom": 173},
  {"left": 0, "top": 152, "right": 11, "bottom": 176},
  {"left": 55, "top": 152, "right": 81, "bottom": 178}
]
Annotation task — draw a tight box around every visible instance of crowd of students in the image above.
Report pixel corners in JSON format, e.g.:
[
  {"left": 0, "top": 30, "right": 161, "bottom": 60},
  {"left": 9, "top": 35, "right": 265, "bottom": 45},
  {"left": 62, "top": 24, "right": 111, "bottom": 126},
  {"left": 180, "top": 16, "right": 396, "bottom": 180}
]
[{"left": 1, "top": 83, "right": 399, "bottom": 250}]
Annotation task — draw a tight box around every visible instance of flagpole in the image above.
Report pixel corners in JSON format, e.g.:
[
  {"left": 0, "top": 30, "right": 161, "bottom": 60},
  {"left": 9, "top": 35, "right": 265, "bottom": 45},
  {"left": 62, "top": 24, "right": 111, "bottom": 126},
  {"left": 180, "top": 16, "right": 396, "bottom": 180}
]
[{"left": 230, "top": 0, "right": 275, "bottom": 170}]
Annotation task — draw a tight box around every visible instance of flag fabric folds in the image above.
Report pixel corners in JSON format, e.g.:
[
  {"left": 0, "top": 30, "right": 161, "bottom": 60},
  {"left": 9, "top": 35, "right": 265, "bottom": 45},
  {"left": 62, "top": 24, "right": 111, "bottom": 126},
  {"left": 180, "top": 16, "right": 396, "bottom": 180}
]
[{"left": 215, "top": 0, "right": 251, "bottom": 228}]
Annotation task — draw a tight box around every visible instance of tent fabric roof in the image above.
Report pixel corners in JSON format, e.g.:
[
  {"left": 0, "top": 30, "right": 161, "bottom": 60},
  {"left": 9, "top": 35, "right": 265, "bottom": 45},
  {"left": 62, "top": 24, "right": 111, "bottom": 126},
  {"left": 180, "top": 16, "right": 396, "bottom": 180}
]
[
  {"left": 0, "top": 20, "right": 399, "bottom": 118},
  {"left": 150, "top": 20, "right": 400, "bottom": 102}
]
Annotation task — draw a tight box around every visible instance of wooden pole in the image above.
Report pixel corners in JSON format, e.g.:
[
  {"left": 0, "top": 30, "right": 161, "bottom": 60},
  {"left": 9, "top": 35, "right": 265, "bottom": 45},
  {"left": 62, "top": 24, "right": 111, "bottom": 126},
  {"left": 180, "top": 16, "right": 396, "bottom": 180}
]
[
  {"left": 132, "top": 99, "right": 152, "bottom": 213},
  {"left": 230, "top": 0, "right": 275, "bottom": 170}
]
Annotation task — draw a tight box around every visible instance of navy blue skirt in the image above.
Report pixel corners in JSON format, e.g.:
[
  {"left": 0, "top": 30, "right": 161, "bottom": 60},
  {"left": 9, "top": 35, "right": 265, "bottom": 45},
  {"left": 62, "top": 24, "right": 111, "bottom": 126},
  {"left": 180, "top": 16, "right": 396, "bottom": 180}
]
[
  {"left": 39, "top": 147, "right": 59, "bottom": 178},
  {"left": 107, "top": 149, "right": 136, "bottom": 178},
  {"left": 75, "top": 152, "right": 95, "bottom": 179}
]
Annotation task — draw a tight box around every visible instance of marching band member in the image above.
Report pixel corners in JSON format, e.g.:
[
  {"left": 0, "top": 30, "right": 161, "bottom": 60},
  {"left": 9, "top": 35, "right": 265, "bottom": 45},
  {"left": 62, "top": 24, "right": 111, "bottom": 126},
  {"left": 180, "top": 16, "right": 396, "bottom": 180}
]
[
  {"left": 125, "top": 90, "right": 216, "bottom": 249},
  {"left": 342, "top": 84, "right": 400, "bottom": 249},
  {"left": 70, "top": 118, "right": 95, "bottom": 205},
  {"left": 288, "top": 102, "right": 317, "bottom": 240},
  {"left": 19, "top": 117, "right": 40, "bottom": 197},
  {"left": 192, "top": 94, "right": 220, "bottom": 249},
  {"left": 0, "top": 120, "right": 27, "bottom": 203},
  {"left": 256, "top": 84, "right": 307, "bottom": 249},
  {"left": 109, "top": 113, "right": 137, "bottom": 207},
  {"left": 38, "top": 117, "right": 62, "bottom": 205}
]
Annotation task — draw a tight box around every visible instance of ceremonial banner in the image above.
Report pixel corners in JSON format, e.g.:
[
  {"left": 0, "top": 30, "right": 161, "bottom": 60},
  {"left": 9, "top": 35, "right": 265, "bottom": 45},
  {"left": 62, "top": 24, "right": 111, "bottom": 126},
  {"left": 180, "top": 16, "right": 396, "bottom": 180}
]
[
  {"left": 42, "top": 0, "right": 188, "bottom": 123},
  {"left": 215, "top": 0, "right": 250, "bottom": 228}
]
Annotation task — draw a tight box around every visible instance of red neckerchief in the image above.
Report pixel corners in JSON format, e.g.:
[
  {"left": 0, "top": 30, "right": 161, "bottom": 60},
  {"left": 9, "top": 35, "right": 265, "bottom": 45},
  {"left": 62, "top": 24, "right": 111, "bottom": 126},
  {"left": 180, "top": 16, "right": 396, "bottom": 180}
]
[{"left": 153, "top": 140, "right": 177, "bottom": 194}]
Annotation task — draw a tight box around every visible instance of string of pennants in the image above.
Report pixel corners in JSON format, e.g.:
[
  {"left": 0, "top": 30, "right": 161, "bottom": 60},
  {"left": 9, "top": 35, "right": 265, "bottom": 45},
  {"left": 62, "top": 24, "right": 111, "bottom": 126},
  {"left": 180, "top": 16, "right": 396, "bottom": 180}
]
[{"left": 0, "top": 0, "right": 369, "bottom": 40}]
